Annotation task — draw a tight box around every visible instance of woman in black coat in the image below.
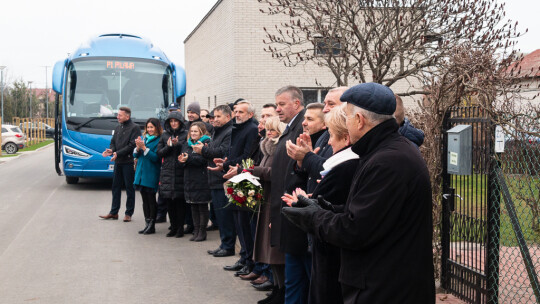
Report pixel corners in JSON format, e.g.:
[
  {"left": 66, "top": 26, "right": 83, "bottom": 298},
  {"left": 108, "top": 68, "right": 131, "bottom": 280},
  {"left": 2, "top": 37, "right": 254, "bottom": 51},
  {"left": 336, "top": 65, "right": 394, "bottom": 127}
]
[
  {"left": 283, "top": 106, "right": 359, "bottom": 304},
  {"left": 179, "top": 122, "right": 212, "bottom": 242},
  {"left": 157, "top": 111, "right": 188, "bottom": 238}
]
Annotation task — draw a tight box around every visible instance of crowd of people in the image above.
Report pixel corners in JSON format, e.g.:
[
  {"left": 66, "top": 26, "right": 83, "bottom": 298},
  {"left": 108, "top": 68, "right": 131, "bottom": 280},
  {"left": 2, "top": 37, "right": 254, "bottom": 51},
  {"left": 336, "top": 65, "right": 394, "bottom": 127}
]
[{"left": 98, "top": 83, "right": 435, "bottom": 304}]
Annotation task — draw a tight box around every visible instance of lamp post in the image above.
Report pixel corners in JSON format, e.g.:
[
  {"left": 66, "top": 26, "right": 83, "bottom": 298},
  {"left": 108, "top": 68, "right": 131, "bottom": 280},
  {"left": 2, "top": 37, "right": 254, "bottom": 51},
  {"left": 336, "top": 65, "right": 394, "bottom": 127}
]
[
  {"left": 28, "top": 81, "right": 33, "bottom": 118},
  {"left": 0, "top": 66, "right": 5, "bottom": 123},
  {"left": 42, "top": 66, "right": 50, "bottom": 119}
]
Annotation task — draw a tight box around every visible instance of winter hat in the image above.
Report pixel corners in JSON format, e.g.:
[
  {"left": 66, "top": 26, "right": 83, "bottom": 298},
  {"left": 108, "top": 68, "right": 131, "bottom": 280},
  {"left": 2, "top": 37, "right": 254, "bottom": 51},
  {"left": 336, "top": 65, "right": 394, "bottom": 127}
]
[
  {"left": 340, "top": 83, "right": 396, "bottom": 115},
  {"left": 168, "top": 102, "right": 179, "bottom": 111},
  {"left": 187, "top": 101, "right": 201, "bottom": 115}
]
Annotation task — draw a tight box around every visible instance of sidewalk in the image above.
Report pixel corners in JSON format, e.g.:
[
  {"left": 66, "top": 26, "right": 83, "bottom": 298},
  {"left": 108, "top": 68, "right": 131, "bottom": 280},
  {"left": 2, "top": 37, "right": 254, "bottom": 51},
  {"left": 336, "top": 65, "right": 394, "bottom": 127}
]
[{"left": 436, "top": 293, "right": 466, "bottom": 303}]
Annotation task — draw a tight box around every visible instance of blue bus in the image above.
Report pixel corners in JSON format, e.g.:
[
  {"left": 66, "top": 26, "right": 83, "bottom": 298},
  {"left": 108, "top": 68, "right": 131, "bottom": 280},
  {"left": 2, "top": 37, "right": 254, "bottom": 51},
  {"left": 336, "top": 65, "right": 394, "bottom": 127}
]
[{"left": 52, "top": 33, "right": 185, "bottom": 184}]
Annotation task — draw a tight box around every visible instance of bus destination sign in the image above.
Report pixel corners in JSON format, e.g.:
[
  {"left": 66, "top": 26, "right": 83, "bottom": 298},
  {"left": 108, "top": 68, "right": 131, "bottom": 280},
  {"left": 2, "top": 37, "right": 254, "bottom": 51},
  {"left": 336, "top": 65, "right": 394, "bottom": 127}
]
[{"left": 106, "top": 61, "right": 135, "bottom": 70}]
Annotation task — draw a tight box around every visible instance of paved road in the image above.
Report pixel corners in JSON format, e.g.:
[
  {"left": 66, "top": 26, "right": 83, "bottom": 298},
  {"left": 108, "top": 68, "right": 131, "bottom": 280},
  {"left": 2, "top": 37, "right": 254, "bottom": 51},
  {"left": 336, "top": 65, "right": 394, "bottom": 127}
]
[{"left": 0, "top": 145, "right": 263, "bottom": 304}]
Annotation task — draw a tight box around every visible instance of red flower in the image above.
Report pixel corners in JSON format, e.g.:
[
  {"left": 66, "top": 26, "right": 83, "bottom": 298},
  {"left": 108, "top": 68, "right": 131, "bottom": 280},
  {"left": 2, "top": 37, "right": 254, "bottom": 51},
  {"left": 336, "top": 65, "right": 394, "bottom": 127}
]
[
  {"left": 255, "top": 193, "right": 262, "bottom": 200},
  {"left": 226, "top": 187, "right": 234, "bottom": 194}
]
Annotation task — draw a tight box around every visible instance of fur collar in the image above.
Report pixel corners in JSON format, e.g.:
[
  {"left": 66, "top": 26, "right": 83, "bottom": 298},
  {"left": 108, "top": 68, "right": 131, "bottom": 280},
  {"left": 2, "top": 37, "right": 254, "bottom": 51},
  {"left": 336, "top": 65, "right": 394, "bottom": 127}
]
[{"left": 260, "top": 137, "right": 277, "bottom": 157}]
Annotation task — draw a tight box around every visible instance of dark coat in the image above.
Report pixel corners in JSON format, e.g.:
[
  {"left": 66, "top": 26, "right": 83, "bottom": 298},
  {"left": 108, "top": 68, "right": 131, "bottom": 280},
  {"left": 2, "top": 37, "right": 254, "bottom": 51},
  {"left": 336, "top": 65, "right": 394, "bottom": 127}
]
[
  {"left": 109, "top": 118, "right": 141, "bottom": 164},
  {"left": 299, "top": 130, "right": 333, "bottom": 193},
  {"left": 252, "top": 137, "right": 285, "bottom": 265},
  {"left": 201, "top": 120, "right": 233, "bottom": 189},
  {"left": 181, "top": 137, "right": 212, "bottom": 203},
  {"left": 223, "top": 118, "right": 259, "bottom": 170},
  {"left": 309, "top": 155, "right": 358, "bottom": 304},
  {"left": 269, "top": 109, "right": 307, "bottom": 254},
  {"left": 399, "top": 117, "right": 425, "bottom": 147},
  {"left": 311, "top": 119, "right": 435, "bottom": 304},
  {"left": 133, "top": 135, "right": 161, "bottom": 191},
  {"left": 157, "top": 111, "right": 188, "bottom": 199}
]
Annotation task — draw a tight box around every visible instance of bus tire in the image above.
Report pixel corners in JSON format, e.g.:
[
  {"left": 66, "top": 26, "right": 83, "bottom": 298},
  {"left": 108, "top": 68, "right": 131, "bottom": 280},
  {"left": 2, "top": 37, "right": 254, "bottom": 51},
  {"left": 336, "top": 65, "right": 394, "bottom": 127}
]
[{"left": 66, "top": 176, "right": 79, "bottom": 184}]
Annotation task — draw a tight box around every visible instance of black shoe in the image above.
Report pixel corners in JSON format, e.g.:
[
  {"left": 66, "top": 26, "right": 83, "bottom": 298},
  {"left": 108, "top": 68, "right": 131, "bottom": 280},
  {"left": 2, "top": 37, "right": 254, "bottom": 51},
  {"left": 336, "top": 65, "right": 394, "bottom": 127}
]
[
  {"left": 207, "top": 223, "right": 219, "bottom": 231},
  {"left": 143, "top": 220, "right": 155, "bottom": 235},
  {"left": 253, "top": 280, "right": 273, "bottom": 291},
  {"left": 207, "top": 248, "right": 220, "bottom": 255},
  {"left": 223, "top": 260, "right": 244, "bottom": 271},
  {"left": 175, "top": 228, "right": 184, "bottom": 238},
  {"left": 260, "top": 287, "right": 283, "bottom": 304},
  {"left": 166, "top": 228, "right": 177, "bottom": 237},
  {"left": 213, "top": 249, "right": 235, "bottom": 257},
  {"left": 138, "top": 219, "right": 150, "bottom": 234},
  {"left": 234, "top": 265, "right": 251, "bottom": 277},
  {"left": 155, "top": 217, "right": 166, "bottom": 223},
  {"left": 183, "top": 224, "right": 194, "bottom": 234}
]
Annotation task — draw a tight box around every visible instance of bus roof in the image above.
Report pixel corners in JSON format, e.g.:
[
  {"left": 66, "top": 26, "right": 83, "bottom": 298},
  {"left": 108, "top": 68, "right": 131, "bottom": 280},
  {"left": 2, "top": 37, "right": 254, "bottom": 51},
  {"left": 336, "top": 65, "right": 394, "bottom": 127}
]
[{"left": 68, "top": 33, "right": 171, "bottom": 63}]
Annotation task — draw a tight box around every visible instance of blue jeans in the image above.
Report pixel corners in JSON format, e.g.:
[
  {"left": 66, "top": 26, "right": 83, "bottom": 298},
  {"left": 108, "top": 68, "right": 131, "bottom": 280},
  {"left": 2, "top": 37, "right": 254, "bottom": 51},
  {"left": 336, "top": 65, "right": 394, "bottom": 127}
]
[
  {"left": 110, "top": 162, "right": 135, "bottom": 216},
  {"left": 211, "top": 189, "right": 237, "bottom": 251},
  {"left": 285, "top": 252, "right": 312, "bottom": 304}
]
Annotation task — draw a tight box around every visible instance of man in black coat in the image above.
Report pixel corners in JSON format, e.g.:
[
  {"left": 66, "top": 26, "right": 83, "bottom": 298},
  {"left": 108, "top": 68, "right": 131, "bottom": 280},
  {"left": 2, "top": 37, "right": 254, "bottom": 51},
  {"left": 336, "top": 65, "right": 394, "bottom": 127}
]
[
  {"left": 269, "top": 86, "right": 309, "bottom": 303},
  {"left": 99, "top": 107, "right": 141, "bottom": 222},
  {"left": 211, "top": 100, "right": 260, "bottom": 276},
  {"left": 282, "top": 83, "right": 435, "bottom": 304},
  {"left": 286, "top": 87, "right": 348, "bottom": 193},
  {"left": 192, "top": 105, "right": 237, "bottom": 257}
]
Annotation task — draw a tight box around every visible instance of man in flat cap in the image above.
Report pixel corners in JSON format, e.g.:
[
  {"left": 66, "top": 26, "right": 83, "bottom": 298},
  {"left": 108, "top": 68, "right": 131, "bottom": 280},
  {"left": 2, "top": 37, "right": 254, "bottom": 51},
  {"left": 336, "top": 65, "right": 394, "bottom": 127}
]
[{"left": 282, "top": 82, "right": 435, "bottom": 303}]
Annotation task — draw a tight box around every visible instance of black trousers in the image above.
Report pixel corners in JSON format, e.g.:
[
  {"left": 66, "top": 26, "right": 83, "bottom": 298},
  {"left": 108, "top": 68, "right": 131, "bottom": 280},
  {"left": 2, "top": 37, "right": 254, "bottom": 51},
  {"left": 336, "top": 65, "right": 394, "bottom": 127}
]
[
  {"left": 163, "top": 197, "right": 187, "bottom": 231},
  {"left": 139, "top": 187, "right": 157, "bottom": 221}
]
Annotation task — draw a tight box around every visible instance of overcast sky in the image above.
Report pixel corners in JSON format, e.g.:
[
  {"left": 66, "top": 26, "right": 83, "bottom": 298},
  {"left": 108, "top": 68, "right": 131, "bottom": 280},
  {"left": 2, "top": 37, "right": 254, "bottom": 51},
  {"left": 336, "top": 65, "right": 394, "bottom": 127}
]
[{"left": 0, "top": 0, "right": 538, "bottom": 88}]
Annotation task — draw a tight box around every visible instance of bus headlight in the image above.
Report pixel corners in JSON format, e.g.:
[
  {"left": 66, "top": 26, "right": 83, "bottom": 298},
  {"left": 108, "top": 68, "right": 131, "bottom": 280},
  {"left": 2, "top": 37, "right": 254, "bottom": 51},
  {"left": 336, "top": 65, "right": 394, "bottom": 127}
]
[{"left": 63, "top": 145, "right": 90, "bottom": 158}]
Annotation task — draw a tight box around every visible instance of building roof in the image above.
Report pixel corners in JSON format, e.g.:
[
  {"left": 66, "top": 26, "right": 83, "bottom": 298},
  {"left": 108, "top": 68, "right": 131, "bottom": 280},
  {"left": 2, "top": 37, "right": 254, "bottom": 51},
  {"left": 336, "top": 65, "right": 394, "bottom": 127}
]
[
  {"left": 184, "top": 0, "right": 223, "bottom": 44},
  {"left": 508, "top": 49, "right": 540, "bottom": 78}
]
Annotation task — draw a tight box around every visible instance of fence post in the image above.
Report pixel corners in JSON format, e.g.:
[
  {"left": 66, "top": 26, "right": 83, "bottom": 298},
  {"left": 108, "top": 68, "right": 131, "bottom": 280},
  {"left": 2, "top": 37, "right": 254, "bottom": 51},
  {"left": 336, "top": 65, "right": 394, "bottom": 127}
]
[
  {"left": 441, "top": 110, "right": 452, "bottom": 290},
  {"left": 486, "top": 120, "right": 501, "bottom": 304}
]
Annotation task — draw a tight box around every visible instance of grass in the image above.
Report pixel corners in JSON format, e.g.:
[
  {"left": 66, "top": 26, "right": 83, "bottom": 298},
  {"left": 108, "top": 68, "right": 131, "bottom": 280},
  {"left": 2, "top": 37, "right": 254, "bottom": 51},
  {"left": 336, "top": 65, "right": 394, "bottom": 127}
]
[
  {"left": 19, "top": 140, "right": 53, "bottom": 152},
  {"left": 449, "top": 173, "right": 540, "bottom": 246}
]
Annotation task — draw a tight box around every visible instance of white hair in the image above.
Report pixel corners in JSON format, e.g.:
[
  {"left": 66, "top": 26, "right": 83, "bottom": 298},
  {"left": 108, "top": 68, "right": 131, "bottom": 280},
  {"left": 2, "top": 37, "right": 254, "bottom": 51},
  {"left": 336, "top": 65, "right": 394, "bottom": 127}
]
[{"left": 236, "top": 100, "right": 256, "bottom": 115}]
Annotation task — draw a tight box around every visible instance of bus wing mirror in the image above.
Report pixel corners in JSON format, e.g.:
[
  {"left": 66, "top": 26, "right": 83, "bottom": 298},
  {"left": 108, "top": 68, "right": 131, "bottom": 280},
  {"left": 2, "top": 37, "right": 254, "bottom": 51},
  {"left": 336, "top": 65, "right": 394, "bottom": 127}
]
[
  {"left": 173, "top": 64, "right": 186, "bottom": 100},
  {"left": 52, "top": 60, "right": 66, "bottom": 94}
]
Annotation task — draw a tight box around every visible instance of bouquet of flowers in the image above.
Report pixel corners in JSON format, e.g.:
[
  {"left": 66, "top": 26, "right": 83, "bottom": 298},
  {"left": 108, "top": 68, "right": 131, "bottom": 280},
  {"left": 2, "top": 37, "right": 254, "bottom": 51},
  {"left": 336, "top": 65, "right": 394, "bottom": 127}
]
[{"left": 225, "top": 159, "right": 264, "bottom": 211}]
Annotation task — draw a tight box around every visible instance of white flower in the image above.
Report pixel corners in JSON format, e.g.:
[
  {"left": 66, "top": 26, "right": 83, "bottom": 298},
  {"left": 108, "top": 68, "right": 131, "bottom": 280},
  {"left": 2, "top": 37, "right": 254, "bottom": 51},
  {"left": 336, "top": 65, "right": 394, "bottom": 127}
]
[
  {"left": 248, "top": 190, "right": 255, "bottom": 196},
  {"left": 237, "top": 191, "right": 244, "bottom": 197}
]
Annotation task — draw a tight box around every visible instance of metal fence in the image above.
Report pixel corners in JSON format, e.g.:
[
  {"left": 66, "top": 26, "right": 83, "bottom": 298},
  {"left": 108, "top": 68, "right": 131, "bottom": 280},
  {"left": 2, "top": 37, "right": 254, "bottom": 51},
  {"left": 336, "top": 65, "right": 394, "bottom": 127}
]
[{"left": 441, "top": 106, "right": 540, "bottom": 304}]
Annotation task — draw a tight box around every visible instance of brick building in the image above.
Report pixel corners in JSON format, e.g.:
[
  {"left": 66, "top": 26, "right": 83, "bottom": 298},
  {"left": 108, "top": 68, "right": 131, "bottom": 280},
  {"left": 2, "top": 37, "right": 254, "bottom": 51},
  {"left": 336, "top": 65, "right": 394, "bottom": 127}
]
[{"left": 184, "top": 0, "right": 420, "bottom": 113}]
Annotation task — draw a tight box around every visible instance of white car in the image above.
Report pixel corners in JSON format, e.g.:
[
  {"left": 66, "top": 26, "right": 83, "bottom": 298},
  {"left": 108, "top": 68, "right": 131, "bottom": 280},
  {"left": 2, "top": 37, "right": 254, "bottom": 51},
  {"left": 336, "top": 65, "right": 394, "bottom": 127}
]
[{"left": 1, "top": 124, "right": 26, "bottom": 154}]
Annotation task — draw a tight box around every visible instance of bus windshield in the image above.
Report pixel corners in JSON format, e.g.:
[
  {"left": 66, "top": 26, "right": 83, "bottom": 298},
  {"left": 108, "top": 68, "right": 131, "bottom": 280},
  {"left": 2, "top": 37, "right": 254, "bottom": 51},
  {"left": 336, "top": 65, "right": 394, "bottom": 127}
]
[{"left": 65, "top": 58, "right": 172, "bottom": 124}]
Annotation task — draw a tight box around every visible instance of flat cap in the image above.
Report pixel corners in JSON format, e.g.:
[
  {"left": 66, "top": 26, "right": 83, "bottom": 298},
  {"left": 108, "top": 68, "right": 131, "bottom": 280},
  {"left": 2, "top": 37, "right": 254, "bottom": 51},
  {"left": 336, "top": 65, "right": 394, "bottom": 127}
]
[{"left": 340, "top": 83, "right": 396, "bottom": 115}]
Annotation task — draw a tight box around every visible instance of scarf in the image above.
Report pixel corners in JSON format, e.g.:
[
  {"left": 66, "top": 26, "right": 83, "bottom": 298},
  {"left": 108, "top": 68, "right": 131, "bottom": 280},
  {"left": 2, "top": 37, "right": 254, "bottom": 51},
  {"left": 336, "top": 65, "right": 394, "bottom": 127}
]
[
  {"left": 188, "top": 135, "right": 211, "bottom": 147},
  {"left": 320, "top": 147, "right": 359, "bottom": 177},
  {"left": 145, "top": 134, "right": 156, "bottom": 144}
]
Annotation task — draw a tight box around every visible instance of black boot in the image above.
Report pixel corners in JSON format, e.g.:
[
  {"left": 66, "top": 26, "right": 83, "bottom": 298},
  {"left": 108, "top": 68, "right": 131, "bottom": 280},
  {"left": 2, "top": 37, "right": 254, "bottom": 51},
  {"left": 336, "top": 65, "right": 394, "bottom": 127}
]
[
  {"left": 139, "top": 218, "right": 150, "bottom": 234},
  {"left": 195, "top": 206, "right": 208, "bottom": 242},
  {"left": 166, "top": 226, "right": 177, "bottom": 237},
  {"left": 143, "top": 219, "right": 155, "bottom": 235},
  {"left": 190, "top": 207, "right": 200, "bottom": 241},
  {"left": 267, "top": 287, "right": 284, "bottom": 304},
  {"left": 175, "top": 227, "right": 184, "bottom": 238},
  {"left": 183, "top": 224, "right": 194, "bottom": 234}
]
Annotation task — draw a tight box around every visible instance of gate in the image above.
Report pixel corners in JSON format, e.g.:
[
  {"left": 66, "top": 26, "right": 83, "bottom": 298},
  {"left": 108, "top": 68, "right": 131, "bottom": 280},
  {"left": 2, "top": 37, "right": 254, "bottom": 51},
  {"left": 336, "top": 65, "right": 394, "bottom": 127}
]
[{"left": 441, "top": 106, "right": 540, "bottom": 304}]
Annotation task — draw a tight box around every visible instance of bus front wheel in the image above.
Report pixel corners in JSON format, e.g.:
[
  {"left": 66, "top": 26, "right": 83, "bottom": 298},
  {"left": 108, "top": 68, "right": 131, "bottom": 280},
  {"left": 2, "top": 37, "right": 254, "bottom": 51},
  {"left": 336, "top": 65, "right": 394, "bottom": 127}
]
[{"left": 66, "top": 176, "right": 79, "bottom": 184}]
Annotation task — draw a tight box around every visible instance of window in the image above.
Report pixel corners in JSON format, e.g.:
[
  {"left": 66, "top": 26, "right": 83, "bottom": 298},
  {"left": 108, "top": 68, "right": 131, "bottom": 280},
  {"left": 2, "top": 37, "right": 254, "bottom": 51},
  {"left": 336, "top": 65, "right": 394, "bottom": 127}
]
[
  {"left": 1, "top": 127, "right": 7, "bottom": 133},
  {"left": 314, "top": 38, "right": 343, "bottom": 57},
  {"left": 301, "top": 88, "right": 330, "bottom": 104}
]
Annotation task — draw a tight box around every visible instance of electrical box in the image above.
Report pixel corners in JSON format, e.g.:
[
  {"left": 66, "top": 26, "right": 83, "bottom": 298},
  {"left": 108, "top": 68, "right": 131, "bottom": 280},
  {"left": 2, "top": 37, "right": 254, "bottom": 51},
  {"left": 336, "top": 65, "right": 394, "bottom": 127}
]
[{"left": 447, "top": 125, "right": 472, "bottom": 175}]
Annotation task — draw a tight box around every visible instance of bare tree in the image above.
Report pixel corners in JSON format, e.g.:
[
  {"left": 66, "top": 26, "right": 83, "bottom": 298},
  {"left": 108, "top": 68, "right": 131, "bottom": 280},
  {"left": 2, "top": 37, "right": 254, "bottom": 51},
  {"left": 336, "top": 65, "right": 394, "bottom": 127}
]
[{"left": 259, "top": 0, "right": 525, "bottom": 94}]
